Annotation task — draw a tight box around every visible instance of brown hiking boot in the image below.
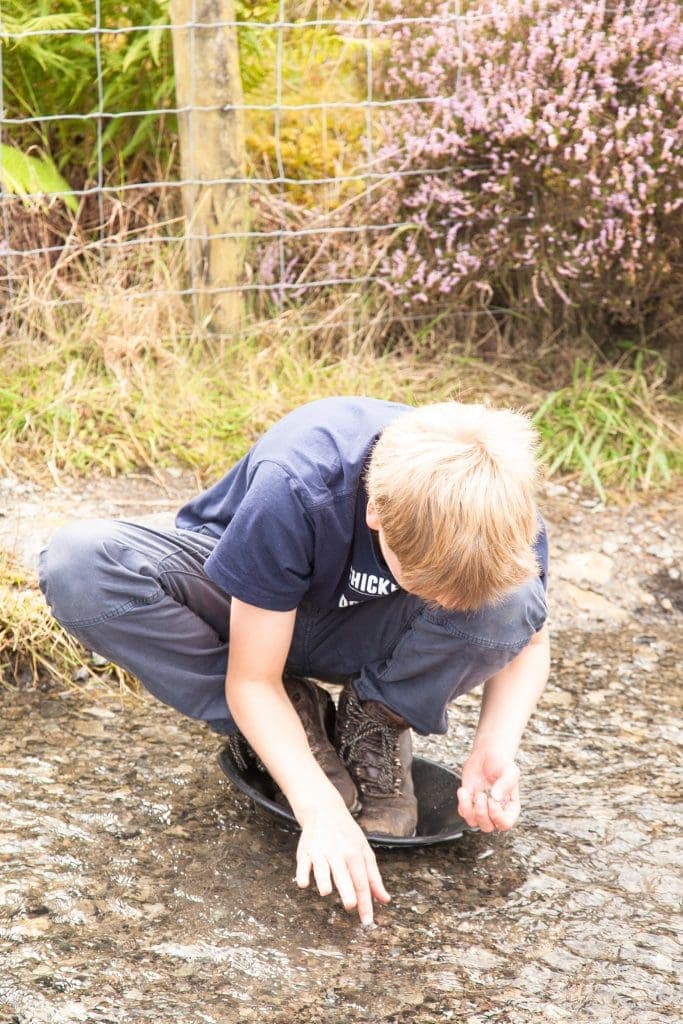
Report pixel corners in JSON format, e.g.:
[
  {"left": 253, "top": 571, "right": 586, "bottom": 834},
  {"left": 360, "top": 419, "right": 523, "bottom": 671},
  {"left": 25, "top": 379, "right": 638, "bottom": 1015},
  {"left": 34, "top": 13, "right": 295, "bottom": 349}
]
[
  {"left": 335, "top": 686, "right": 418, "bottom": 837},
  {"left": 282, "top": 674, "right": 361, "bottom": 814}
]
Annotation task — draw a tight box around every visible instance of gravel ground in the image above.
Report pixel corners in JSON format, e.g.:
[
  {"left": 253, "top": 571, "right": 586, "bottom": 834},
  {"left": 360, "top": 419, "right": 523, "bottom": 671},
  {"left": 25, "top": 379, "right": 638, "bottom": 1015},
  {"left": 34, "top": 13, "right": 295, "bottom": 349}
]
[{"left": 1, "top": 472, "right": 681, "bottom": 1024}]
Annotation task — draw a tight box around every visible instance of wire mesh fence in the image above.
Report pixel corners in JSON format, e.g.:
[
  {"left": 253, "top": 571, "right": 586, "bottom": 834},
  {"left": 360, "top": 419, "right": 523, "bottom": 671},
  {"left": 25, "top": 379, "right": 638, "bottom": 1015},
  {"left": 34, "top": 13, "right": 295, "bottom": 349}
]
[
  {"left": 2, "top": 1, "right": 679, "bottom": 352},
  {"left": 0, "top": 2, "right": 475, "bottom": 328}
]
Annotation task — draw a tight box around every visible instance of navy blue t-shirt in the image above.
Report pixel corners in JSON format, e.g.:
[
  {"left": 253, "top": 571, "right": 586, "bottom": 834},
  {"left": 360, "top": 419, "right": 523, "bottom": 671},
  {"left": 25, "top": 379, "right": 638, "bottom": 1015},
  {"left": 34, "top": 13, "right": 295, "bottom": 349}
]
[{"left": 176, "top": 397, "right": 548, "bottom": 612}]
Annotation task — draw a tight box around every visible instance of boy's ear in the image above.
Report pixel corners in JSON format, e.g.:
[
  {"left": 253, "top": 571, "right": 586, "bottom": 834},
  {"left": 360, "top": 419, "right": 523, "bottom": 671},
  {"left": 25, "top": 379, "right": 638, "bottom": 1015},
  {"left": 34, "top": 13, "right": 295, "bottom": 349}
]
[{"left": 365, "top": 498, "right": 381, "bottom": 531}]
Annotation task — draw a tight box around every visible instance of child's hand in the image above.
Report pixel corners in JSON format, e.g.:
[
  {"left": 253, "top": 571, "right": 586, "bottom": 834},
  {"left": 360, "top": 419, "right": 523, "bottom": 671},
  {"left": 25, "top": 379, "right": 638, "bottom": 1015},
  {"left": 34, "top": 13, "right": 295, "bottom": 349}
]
[
  {"left": 457, "top": 751, "right": 521, "bottom": 833},
  {"left": 295, "top": 802, "right": 391, "bottom": 927}
]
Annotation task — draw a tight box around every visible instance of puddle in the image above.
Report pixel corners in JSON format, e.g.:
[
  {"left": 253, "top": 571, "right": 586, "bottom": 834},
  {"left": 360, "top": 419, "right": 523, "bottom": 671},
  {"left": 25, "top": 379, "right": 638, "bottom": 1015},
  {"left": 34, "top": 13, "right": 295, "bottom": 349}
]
[{"left": 1, "top": 621, "right": 681, "bottom": 1023}]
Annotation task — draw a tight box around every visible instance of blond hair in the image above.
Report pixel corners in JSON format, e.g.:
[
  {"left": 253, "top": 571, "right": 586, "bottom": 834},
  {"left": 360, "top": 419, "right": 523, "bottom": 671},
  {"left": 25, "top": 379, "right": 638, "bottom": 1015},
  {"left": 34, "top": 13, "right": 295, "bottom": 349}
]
[{"left": 366, "top": 403, "right": 541, "bottom": 610}]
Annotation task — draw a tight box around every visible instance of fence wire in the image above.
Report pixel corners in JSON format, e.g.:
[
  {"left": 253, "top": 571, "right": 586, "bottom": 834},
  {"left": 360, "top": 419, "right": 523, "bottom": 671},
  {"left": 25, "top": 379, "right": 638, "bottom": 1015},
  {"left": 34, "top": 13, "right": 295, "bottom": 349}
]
[
  {"left": 0, "top": 2, "right": 632, "bottom": 319},
  {"left": 0, "top": 2, "right": 480, "bottom": 317}
]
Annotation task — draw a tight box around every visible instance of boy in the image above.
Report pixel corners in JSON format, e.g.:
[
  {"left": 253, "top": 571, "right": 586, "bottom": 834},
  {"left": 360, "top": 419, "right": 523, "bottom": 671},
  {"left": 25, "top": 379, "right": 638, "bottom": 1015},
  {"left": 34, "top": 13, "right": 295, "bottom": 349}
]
[{"left": 39, "top": 397, "right": 549, "bottom": 927}]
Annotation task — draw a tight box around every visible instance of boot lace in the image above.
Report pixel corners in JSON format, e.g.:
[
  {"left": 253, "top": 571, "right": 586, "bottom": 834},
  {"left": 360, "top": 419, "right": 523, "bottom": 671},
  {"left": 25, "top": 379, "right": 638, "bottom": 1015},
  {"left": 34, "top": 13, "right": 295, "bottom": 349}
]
[
  {"left": 226, "top": 733, "right": 266, "bottom": 774},
  {"left": 338, "top": 696, "right": 403, "bottom": 797}
]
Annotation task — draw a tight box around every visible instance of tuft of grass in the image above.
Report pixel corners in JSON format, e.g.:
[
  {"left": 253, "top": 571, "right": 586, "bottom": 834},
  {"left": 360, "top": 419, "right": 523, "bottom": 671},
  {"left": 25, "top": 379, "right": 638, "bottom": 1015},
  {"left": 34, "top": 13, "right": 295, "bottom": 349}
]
[
  {"left": 0, "top": 548, "right": 137, "bottom": 696},
  {"left": 3, "top": 237, "right": 681, "bottom": 501},
  {"left": 0, "top": 325, "right": 517, "bottom": 484},
  {"left": 533, "top": 356, "right": 683, "bottom": 501}
]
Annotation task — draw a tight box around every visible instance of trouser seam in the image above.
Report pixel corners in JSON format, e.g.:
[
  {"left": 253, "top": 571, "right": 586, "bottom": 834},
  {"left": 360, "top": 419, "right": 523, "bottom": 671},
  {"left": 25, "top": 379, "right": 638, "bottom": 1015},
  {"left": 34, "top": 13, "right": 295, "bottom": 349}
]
[
  {"left": 55, "top": 588, "right": 164, "bottom": 629},
  {"left": 157, "top": 567, "right": 216, "bottom": 586}
]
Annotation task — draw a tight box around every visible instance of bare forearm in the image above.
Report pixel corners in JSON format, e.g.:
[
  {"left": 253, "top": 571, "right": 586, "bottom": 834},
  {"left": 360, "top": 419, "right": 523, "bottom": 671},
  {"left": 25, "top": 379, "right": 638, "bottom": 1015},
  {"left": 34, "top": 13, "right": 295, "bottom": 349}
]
[
  {"left": 225, "top": 598, "right": 387, "bottom": 925},
  {"left": 472, "top": 624, "right": 550, "bottom": 759},
  {"left": 458, "top": 624, "right": 550, "bottom": 832}
]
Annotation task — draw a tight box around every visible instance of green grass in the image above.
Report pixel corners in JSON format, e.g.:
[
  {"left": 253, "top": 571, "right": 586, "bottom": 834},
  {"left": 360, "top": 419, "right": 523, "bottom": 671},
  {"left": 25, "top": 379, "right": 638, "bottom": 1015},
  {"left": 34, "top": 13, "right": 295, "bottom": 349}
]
[
  {"left": 2, "top": 279, "right": 680, "bottom": 499},
  {"left": 533, "top": 356, "right": 682, "bottom": 501},
  {"left": 1, "top": 251, "right": 538, "bottom": 484},
  {"left": 0, "top": 332, "right": 513, "bottom": 482},
  {"left": 3, "top": 229, "right": 680, "bottom": 498}
]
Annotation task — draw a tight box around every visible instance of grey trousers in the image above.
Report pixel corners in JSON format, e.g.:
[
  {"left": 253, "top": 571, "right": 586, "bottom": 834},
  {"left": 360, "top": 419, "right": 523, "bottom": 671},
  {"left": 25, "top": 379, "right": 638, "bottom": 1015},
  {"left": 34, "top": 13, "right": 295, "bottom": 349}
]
[{"left": 39, "top": 519, "right": 547, "bottom": 736}]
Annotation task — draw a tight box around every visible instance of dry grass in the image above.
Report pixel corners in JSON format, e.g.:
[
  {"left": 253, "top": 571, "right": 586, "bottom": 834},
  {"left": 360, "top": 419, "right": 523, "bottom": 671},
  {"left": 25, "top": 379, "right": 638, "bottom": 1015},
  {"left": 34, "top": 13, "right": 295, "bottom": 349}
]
[
  {"left": 0, "top": 234, "right": 541, "bottom": 487},
  {"left": 0, "top": 548, "right": 138, "bottom": 697}
]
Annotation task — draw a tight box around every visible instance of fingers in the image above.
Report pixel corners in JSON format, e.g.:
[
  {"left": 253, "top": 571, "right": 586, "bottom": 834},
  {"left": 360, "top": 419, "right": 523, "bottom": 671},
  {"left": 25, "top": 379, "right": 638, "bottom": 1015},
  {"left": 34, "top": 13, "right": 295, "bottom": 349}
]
[
  {"left": 295, "top": 834, "right": 390, "bottom": 926},
  {"left": 489, "top": 761, "right": 520, "bottom": 803},
  {"left": 334, "top": 854, "right": 372, "bottom": 924},
  {"left": 313, "top": 859, "right": 333, "bottom": 898},
  {"left": 487, "top": 762, "right": 521, "bottom": 832},
  {"left": 457, "top": 784, "right": 476, "bottom": 828},
  {"left": 334, "top": 848, "right": 391, "bottom": 925},
  {"left": 298, "top": 846, "right": 359, "bottom": 915},
  {"left": 473, "top": 789, "right": 497, "bottom": 833},
  {"left": 457, "top": 779, "right": 521, "bottom": 833},
  {"left": 366, "top": 850, "right": 391, "bottom": 906},
  {"left": 295, "top": 847, "right": 312, "bottom": 889},
  {"left": 487, "top": 789, "right": 520, "bottom": 831},
  {"left": 350, "top": 847, "right": 392, "bottom": 922}
]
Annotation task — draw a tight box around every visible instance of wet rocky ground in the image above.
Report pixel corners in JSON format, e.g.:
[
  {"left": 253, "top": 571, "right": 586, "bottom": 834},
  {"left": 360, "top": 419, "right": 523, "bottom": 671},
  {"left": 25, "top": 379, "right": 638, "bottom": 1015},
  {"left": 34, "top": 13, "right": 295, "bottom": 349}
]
[{"left": 1, "top": 473, "right": 681, "bottom": 1024}]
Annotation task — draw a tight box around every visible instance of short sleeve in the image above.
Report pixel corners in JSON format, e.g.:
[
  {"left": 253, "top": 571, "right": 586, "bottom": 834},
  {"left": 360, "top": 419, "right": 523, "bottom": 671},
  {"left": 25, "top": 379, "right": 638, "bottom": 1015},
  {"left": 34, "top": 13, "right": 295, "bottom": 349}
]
[{"left": 203, "top": 462, "right": 315, "bottom": 611}]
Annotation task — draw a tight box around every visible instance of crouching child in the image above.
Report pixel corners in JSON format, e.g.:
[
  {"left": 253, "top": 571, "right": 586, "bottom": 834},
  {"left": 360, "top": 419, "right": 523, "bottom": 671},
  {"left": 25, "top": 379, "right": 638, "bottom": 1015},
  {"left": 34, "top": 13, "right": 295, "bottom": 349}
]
[{"left": 39, "top": 397, "right": 550, "bottom": 926}]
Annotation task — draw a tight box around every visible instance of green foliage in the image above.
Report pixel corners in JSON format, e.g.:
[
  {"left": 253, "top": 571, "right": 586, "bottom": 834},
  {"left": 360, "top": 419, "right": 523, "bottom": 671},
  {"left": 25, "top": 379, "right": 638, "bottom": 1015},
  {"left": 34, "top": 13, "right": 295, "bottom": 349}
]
[
  {"left": 1, "top": 0, "right": 177, "bottom": 182},
  {"left": 1, "top": 1, "right": 365, "bottom": 194},
  {"left": 533, "top": 355, "right": 682, "bottom": 499},
  {"left": 234, "top": 1, "right": 278, "bottom": 92},
  {"left": 244, "top": 8, "right": 368, "bottom": 202},
  {"left": 0, "top": 143, "right": 77, "bottom": 211}
]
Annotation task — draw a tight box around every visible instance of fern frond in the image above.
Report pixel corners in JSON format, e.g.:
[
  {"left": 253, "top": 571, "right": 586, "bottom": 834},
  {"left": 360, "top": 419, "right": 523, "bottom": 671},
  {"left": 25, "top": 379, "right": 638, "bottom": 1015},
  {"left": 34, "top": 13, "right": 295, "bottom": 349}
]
[{"left": 0, "top": 143, "right": 77, "bottom": 212}]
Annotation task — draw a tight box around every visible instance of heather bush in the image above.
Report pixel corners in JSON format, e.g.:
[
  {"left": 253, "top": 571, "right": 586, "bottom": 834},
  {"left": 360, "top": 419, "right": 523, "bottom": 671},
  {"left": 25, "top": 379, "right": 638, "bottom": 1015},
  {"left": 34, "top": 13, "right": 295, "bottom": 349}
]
[{"left": 372, "top": 0, "right": 683, "bottom": 360}]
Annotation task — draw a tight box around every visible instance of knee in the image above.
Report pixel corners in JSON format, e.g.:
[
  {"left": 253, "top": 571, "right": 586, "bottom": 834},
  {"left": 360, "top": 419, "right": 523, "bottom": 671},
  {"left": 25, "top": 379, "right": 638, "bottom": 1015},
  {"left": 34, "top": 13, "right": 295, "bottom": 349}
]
[{"left": 39, "top": 518, "right": 124, "bottom": 625}]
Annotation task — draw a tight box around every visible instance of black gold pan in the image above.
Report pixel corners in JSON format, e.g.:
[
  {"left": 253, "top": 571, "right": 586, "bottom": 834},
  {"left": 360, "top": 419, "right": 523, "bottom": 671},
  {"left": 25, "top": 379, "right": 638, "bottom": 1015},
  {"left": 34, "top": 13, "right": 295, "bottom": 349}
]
[{"left": 217, "top": 745, "right": 471, "bottom": 848}]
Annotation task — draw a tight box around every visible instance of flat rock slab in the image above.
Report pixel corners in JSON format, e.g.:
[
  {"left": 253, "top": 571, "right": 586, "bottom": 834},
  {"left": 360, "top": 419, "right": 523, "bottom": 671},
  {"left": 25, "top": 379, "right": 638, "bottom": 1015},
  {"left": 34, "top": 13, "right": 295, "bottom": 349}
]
[
  {"left": 555, "top": 549, "right": 614, "bottom": 585},
  {"left": 554, "top": 579, "right": 629, "bottom": 624}
]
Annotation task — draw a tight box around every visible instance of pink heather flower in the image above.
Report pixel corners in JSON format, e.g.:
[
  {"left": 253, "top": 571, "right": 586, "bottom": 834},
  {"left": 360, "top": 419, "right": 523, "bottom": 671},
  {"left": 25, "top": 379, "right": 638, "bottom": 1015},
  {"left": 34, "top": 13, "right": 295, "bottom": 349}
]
[{"left": 312, "top": 0, "right": 682, "bottom": 322}]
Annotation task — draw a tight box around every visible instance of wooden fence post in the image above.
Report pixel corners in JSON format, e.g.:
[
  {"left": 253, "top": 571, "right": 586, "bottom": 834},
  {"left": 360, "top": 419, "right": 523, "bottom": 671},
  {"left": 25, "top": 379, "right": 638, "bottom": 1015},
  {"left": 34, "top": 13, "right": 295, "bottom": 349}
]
[{"left": 170, "top": 0, "right": 247, "bottom": 334}]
